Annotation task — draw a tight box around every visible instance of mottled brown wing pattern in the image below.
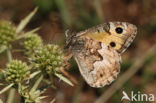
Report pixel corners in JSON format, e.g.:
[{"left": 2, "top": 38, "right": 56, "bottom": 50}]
[
  {"left": 65, "top": 22, "right": 137, "bottom": 88},
  {"left": 72, "top": 37, "right": 121, "bottom": 88}
]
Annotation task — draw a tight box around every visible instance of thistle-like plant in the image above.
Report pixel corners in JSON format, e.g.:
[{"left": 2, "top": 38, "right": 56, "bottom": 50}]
[
  {"left": 0, "top": 20, "right": 16, "bottom": 47},
  {"left": 31, "top": 44, "right": 64, "bottom": 74},
  {"left": 23, "top": 33, "right": 43, "bottom": 56},
  {"left": 5, "top": 60, "right": 30, "bottom": 83},
  {"left": 0, "top": 7, "right": 73, "bottom": 103}
]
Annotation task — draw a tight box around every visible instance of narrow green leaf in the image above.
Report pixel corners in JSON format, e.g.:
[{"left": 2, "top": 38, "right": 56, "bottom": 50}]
[
  {"left": 30, "top": 75, "right": 43, "bottom": 93},
  {"left": 0, "top": 83, "right": 14, "bottom": 95},
  {"left": 55, "top": 73, "right": 74, "bottom": 86},
  {"left": 16, "top": 7, "right": 38, "bottom": 33},
  {"left": 29, "top": 71, "right": 41, "bottom": 79},
  {"left": 16, "top": 27, "right": 40, "bottom": 40},
  {"left": 38, "top": 96, "right": 48, "bottom": 100},
  {"left": 50, "top": 98, "right": 56, "bottom": 103},
  {"left": 24, "top": 27, "right": 40, "bottom": 35}
]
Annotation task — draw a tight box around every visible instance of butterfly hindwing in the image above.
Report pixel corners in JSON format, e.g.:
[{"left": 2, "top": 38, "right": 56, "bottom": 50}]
[{"left": 72, "top": 37, "right": 121, "bottom": 88}]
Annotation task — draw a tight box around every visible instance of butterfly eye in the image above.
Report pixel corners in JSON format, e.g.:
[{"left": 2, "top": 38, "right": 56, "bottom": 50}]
[{"left": 115, "top": 27, "right": 123, "bottom": 34}]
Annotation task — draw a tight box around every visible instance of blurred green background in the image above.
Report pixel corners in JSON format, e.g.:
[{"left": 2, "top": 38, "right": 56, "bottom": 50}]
[{"left": 0, "top": 0, "right": 156, "bottom": 103}]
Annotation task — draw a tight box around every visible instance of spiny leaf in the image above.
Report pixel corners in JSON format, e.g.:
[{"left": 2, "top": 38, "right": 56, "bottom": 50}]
[
  {"left": 16, "top": 7, "right": 38, "bottom": 34},
  {"left": 0, "top": 83, "right": 14, "bottom": 95},
  {"left": 55, "top": 73, "right": 74, "bottom": 86},
  {"left": 29, "top": 71, "right": 41, "bottom": 79},
  {"left": 16, "top": 27, "right": 40, "bottom": 40},
  {"left": 50, "top": 98, "right": 56, "bottom": 103},
  {"left": 30, "top": 75, "right": 43, "bottom": 93}
]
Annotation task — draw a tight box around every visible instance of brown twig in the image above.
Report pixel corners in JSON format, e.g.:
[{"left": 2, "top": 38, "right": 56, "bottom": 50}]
[
  {"left": 95, "top": 44, "right": 156, "bottom": 103},
  {"left": 60, "top": 68, "right": 78, "bottom": 85},
  {"left": 61, "top": 51, "right": 78, "bottom": 84}
]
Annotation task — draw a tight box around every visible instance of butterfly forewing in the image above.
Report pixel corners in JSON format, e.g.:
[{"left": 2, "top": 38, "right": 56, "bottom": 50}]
[{"left": 83, "top": 22, "right": 137, "bottom": 53}]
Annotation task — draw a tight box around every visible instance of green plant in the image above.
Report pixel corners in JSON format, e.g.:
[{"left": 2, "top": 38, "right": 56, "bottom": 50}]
[
  {"left": 0, "top": 8, "right": 73, "bottom": 103},
  {"left": 5, "top": 60, "right": 30, "bottom": 83},
  {"left": 23, "top": 33, "right": 43, "bottom": 56},
  {"left": 0, "top": 21, "right": 16, "bottom": 47},
  {"left": 31, "top": 44, "right": 64, "bottom": 74}
]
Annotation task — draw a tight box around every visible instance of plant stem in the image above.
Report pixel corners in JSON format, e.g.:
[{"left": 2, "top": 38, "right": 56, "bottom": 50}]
[
  {"left": 30, "top": 75, "right": 43, "bottom": 93},
  {"left": 7, "top": 88, "right": 16, "bottom": 103},
  {"left": 6, "top": 45, "right": 15, "bottom": 103},
  {"left": 7, "top": 45, "right": 12, "bottom": 62}
]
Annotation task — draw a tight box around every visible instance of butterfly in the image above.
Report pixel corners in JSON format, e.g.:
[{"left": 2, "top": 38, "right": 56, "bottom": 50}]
[{"left": 65, "top": 22, "right": 137, "bottom": 88}]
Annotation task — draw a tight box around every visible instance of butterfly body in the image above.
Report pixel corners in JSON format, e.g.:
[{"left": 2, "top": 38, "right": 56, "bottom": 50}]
[{"left": 65, "top": 22, "right": 137, "bottom": 88}]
